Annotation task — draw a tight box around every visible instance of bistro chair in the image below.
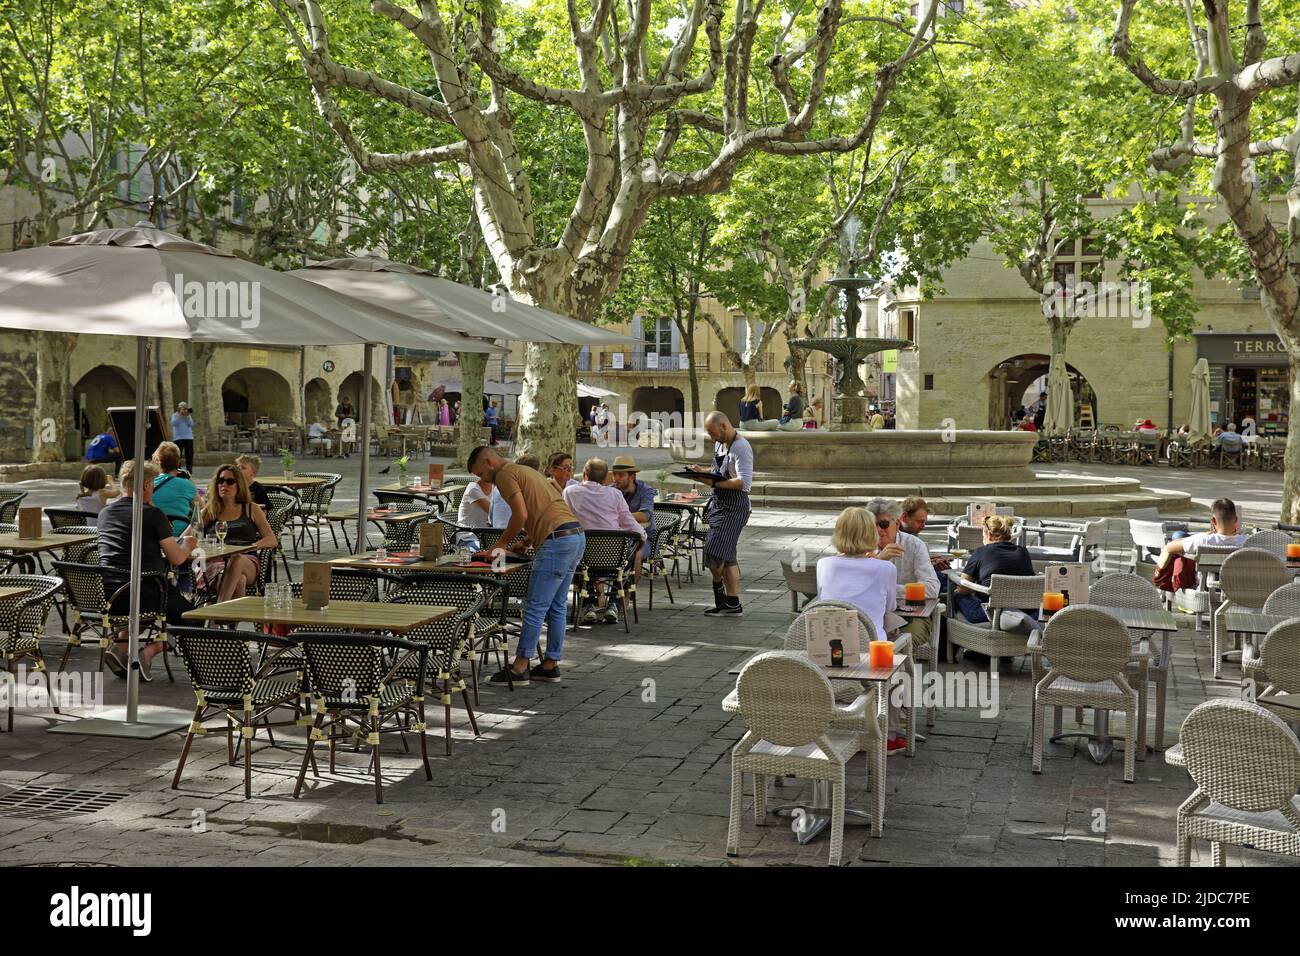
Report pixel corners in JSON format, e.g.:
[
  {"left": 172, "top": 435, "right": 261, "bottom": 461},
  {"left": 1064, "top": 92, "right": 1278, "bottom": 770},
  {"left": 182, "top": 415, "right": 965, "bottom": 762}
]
[
  {"left": 1174, "top": 698, "right": 1300, "bottom": 866},
  {"left": 45, "top": 507, "right": 91, "bottom": 529},
  {"left": 0, "top": 490, "right": 29, "bottom": 524},
  {"left": 783, "top": 598, "right": 898, "bottom": 777},
  {"left": 726, "top": 652, "right": 864, "bottom": 866},
  {"left": 780, "top": 557, "right": 818, "bottom": 613},
  {"left": 262, "top": 492, "right": 297, "bottom": 582},
  {"left": 1212, "top": 549, "right": 1289, "bottom": 680},
  {"left": 1248, "top": 619, "right": 1300, "bottom": 725},
  {"left": 0, "top": 575, "right": 64, "bottom": 732},
  {"left": 1032, "top": 606, "right": 1139, "bottom": 783},
  {"left": 1091, "top": 572, "right": 1171, "bottom": 750},
  {"left": 476, "top": 528, "right": 534, "bottom": 643},
  {"left": 945, "top": 572, "right": 1046, "bottom": 675},
  {"left": 1243, "top": 529, "right": 1294, "bottom": 561},
  {"left": 645, "top": 517, "right": 680, "bottom": 610},
  {"left": 374, "top": 490, "right": 425, "bottom": 508},
  {"left": 385, "top": 574, "right": 484, "bottom": 752},
  {"left": 1242, "top": 584, "right": 1300, "bottom": 693},
  {"left": 1027, "top": 518, "right": 1106, "bottom": 565},
  {"left": 292, "top": 473, "right": 342, "bottom": 553},
  {"left": 372, "top": 500, "right": 434, "bottom": 553},
  {"left": 652, "top": 503, "right": 695, "bottom": 583},
  {"left": 49, "top": 526, "right": 99, "bottom": 629},
  {"left": 572, "top": 531, "right": 641, "bottom": 633},
  {"left": 169, "top": 627, "right": 308, "bottom": 798},
  {"left": 293, "top": 632, "right": 432, "bottom": 804},
  {"left": 50, "top": 561, "right": 173, "bottom": 680}
]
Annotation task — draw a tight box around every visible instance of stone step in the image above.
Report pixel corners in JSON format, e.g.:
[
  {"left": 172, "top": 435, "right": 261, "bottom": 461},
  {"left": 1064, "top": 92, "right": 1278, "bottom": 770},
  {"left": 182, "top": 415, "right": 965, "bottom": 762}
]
[
  {"left": 740, "top": 478, "right": 1146, "bottom": 498},
  {"left": 739, "top": 488, "right": 1193, "bottom": 517}
]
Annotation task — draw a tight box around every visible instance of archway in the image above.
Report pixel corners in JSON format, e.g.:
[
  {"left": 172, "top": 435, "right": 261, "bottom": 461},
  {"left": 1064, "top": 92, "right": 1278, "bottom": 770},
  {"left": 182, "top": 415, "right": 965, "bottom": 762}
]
[
  {"left": 714, "top": 386, "right": 783, "bottom": 424},
  {"left": 74, "top": 365, "right": 136, "bottom": 435},
  {"left": 304, "top": 377, "right": 332, "bottom": 423},
  {"left": 221, "top": 368, "right": 293, "bottom": 426},
  {"left": 758, "top": 386, "right": 782, "bottom": 418},
  {"left": 632, "top": 386, "right": 684, "bottom": 422},
  {"left": 170, "top": 362, "right": 188, "bottom": 408},
  {"left": 338, "top": 371, "right": 386, "bottom": 422},
  {"left": 987, "top": 355, "right": 1096, "bottom": 430}
]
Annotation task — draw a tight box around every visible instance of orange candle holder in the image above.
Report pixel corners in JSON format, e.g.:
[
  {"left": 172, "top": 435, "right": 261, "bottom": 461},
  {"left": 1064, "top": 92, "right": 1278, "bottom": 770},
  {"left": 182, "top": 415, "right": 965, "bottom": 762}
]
[
  {"left": 868, "top": 640, "right": 894, "bottom": 669},
  {"left": 1288, "top": 543, "right": 1300, "bottom": 560},
  {"left": 904, "top": 582, "right": 927, "bottom": 606},
  {"left": 1042, "top": 592, "right": 1065, "bottom": 614}
]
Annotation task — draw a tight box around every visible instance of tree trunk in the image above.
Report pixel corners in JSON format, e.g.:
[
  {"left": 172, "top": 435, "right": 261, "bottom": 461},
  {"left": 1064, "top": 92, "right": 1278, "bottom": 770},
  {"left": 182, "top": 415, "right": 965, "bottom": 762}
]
[
  {"left": 32, "top": 331, "right": 77, "bottom": 463},
  {"left": 456, "top": 349, "right": 488, "bottom": 468},
  {"left": 741, "top": 363, "right": 758, "bottom": 389},
  {"left": 518, "top": 341, "right": 580, "bottom": 462},
  {"left": 1282, "top": 351, "right": 1300, "bottom": 524},
  {"left": 188, "top": 342, "right": 218, "bottom": 452}
]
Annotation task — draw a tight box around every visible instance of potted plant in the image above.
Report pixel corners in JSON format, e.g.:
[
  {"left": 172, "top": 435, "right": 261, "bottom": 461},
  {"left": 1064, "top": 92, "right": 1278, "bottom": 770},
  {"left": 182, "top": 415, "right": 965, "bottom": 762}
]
[
  {"left": 396, "top": 453, "right": 410, "bottom": 486},
  {"left": 279, "top": 447, "right": 295, "bottom": 479},
  {"left": 656, "top": 466, "right": 670, "bottom": 499}
]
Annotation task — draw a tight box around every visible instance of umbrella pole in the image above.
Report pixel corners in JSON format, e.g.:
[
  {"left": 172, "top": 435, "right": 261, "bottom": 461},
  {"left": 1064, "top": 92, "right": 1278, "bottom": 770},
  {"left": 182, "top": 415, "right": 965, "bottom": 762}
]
[{"left": 355, "top": 344, "right": 374, "bottom": 554}]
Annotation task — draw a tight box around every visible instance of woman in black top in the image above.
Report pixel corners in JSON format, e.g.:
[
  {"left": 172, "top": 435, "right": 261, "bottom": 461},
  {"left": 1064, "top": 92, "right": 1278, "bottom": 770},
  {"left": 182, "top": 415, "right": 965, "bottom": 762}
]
[
  {"left": 199, "top": 464, "right": 277, "bottom": 603},
  {"left": 738, "top": 384, "right": 762, "bottom": 424},
  {"left": 954, "top": 514, "right": 1034, "bottom": 624}
]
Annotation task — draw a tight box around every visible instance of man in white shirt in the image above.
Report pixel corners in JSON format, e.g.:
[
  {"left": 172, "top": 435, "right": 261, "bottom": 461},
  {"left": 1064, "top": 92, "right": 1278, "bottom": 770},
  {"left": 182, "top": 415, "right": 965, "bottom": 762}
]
[
  {"left": 307, "top": 420, "right": 332, "bottom": 456},
  {"left": 563, "top": 458, "right": 646, "bottom": 624},
  {"left": 1154, "top": 497, "right": 1246, "bottom": 593},
  {"left": 866, "top": 496, "right": 941, "bottom": 652}
]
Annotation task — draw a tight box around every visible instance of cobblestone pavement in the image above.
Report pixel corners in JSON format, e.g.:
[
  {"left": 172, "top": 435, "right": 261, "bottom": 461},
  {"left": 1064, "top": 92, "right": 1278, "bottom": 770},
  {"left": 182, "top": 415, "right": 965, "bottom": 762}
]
[{"left": 0, "top": 462, "right": 1291, "bottom": 867}]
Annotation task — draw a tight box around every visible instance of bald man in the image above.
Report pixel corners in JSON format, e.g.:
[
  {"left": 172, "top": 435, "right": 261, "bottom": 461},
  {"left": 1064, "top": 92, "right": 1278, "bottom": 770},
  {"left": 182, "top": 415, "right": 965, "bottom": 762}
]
[{"left": 686, "top": 411, "right": 753, "bottom": 615}]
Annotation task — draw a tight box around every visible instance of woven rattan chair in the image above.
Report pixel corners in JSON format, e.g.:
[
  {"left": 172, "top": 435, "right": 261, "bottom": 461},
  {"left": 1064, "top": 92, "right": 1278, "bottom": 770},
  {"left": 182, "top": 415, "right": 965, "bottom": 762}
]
[
  {"left": 293, "top": 632, "right": 432, "bottom": 804},
  {"left": 725, "top": 651, "right": 864, "bottom": 866},
  {"left": 1248, "top": 620, "right": 1300, "bottom": 724},
  {"left": 372, "top": 500, "right": 434, "bottom": 553},
  {"left": 1212, "top": 549, "right": 1289, "bottom": 679},
  {"left": 1032, "top": 606, "right": 1139, "bottom": 782},
  {"left": 263, "top": 489, "right": 299, "bottom": 581},
  {"left": 0, "top": 575, "right": 64, "bottom": 731},
  {"left": 1092, "top": 572, "right": 1171, "bottom": 750},
  {"left": 653, "top": 502, "right": 696, "bottom": 583},
  {"left": 476, "top": 528, "right": 534, "bottom": 646},
  {"left": 0, "top": 490, "right": 28, "bottom": 523},
  {"left": 292, "top": 473, "right": 342, "bottom": 553},
  {"left": 1243, "top": 583, "right": 1300, "bottom": 691},
  {"left": 170, "top": 627, "right": 307, "bottom": 797},
  {"left": 45, "top": 507, "right": 91, "bottom": 529},
  {"left": 1243, "top": 529, "right": 1294, "bottom": 560},
  {"left": 646, "top": 517, "right": 679, "bottom": 610},
  {"left": 572, "top": 530, "right": 640, "bottom": 632},
  {"left": 945, "top": 571, "right": 1045, "bottom": 674},
  {"left": 52, "top": 525, "right": 99, "bottom": 564},
  {"left": 1175, "top": 698, "right": 1300, "bottom": 866},
  {"left": 385, "top": 574, "right": 484, "bottom": 753},
  {"left": 780, "top": 557, "right": 819, "bottom": 613},
  {"left": 50, "top": 561, "right": 172, "bottom": 679}
]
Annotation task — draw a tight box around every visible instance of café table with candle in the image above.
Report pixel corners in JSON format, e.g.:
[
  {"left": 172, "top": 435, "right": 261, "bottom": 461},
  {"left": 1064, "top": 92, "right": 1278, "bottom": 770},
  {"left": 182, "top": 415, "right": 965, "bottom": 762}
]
[
  {"left": 1035, "top": 603, "right": 1178, "bottom": 763},
  {"left": 723, "top": 652, "right": 906, "bottom": 844}
]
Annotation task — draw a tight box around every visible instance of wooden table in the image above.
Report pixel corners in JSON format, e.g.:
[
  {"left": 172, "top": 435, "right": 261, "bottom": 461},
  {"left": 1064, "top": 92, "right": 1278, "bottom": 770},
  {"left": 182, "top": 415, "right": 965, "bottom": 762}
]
[
  {"left": 0, "top": 532, "right": 97, "bottom": 562},
  {"left": 1223, "top": 610, "right": 1292, "bottom": 635},
  {"left": 897, "top": 599, "right": 938, "bottom": 620},
  {"left": 195, "top": 541, "right": 260, "bottom": 561},
  {"left": 255, "top": 476, "right": 328, "bottom": 490},
  {"left": 376, "top": 483, "right": 458, "bottom": 497},
  {"left": 182, "top": 596, "right": 455, "bottom": 632},
  {"left": 0, "top": 585, "right": 33, "bottom": 602},
  {"left": 328, "top": 552, "right": 532, "bottom": 575},
  {"left": 326, "top": 509, "right": 436, "bottom": 525},
  {"left": 1038, "top": 605, "right": 1179, "bottom": 632}
]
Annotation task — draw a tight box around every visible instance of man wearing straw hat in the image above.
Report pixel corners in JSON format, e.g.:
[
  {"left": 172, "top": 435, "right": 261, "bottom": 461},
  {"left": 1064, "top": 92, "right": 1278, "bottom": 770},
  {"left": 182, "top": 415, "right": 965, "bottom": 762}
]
[{"left": 610, "top": 455, "right": 655, "bottom": 567}]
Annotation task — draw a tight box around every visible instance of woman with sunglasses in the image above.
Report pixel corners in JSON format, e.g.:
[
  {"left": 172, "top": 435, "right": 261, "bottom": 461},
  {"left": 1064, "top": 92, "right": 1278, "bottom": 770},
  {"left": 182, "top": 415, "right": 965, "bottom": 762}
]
[{"left": 198, "top": 465, "right": 277, "bottom": 603}]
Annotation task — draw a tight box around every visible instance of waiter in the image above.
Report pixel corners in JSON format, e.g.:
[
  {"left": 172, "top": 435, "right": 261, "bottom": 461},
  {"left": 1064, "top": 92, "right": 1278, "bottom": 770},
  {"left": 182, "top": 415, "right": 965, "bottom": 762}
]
[{"left": 689, "top": 410, "right": 753, "bottom": 616}]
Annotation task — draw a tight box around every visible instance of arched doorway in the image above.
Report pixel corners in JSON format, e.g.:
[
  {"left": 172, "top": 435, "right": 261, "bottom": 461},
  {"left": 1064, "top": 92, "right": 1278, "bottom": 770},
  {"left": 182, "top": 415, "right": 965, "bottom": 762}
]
[
  {"left": 338, "top": 371, "right": 386, "bottom": 421},
  {"left": 714, "top": 386, "right": 783, "bottom": 424},
  {"left": 221, "top": 368, "right": 293, "bottom": 426},
  {"left": 170, "top": 362, "right": 188, "bottom": 408},
  {"left": 632, "top": 386, "right": 684, "bottom": 421},
  {"left": 987, "top": 355, "right": 1096, "bottom": 430},
  {"left": 758, "top": 387, "right": 782, "bottom": 418},
  {"left": 74, "top": 365, "right": 136, "bottom": 435},
  {"left": 304, "top": 377, "right": 331, "bottom": 423}
]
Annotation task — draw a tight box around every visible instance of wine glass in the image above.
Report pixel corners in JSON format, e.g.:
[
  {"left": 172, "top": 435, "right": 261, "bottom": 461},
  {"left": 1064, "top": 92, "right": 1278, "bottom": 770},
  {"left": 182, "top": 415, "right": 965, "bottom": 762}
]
[{"left": 215, "top": 520, "right": 228, "bottom": 547}]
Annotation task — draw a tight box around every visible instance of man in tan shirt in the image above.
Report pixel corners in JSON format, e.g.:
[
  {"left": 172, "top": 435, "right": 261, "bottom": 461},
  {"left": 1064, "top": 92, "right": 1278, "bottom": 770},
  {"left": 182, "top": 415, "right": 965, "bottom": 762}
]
[{"left": 468, "top": 445, "right": 586, "bottom": 686}]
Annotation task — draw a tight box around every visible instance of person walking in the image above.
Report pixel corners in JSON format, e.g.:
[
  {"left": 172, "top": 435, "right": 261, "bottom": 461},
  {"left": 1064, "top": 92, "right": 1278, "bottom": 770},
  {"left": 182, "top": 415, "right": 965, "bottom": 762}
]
[
  {"left": 687, "top": 410, "right": 753, "bottom": 616},
  {"left": 171, "top": 401, "right": 195, "bottom": 473},
  {"left": 468, "top": 445, "right": 585, "bottom": 685}
]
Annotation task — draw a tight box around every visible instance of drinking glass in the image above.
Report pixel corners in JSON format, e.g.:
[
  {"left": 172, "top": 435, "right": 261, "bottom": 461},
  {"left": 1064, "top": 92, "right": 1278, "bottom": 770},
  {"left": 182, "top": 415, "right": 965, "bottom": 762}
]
[
  {"left": 374, "top": 547, "right": 388, "bottom": 563},
  {"left": 215, "top": 520, "right": 228, "bottom": 547}
]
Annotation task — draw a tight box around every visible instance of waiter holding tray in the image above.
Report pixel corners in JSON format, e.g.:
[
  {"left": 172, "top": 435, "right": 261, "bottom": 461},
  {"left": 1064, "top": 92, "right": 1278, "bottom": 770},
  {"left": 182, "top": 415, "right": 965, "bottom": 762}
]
[{"left": 681, "top": 410, "right": 753, "bottom": 616}]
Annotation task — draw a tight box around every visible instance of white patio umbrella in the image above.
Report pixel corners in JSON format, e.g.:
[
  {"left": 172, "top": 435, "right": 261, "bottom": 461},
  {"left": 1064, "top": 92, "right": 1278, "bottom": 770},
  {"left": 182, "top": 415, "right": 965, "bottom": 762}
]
[
  {"left": 1188, "top": 357, "right": 1213, "bottom": 441},
  {"left": 1043, "top": 360, "right": 1074, "bottom": 436},
  {"left": 577, "top": 380, "right": 619, "bottom": 399},
  {"left": 290, "top": 257, "right": 640, "bottom": 345},
  {"left": 0, "top": 223, "right": 502, "bottom": 738}
]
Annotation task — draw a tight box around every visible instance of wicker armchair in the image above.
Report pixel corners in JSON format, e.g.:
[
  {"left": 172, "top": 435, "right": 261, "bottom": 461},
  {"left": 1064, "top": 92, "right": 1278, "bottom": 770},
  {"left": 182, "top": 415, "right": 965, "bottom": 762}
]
[
  {"left": 725, "top": 651, "right": 865, "bottom": 866},
  {"left": 292, "top": 473, "right": 343, "bottom": 553},
  {"left": 1032, "top": 606, "right": 1139, "bottom": 783},
  {"left": 0, "top": 490, "right": 28, "bottom": 523},
  {"left": 572, "top": 530, "right": 641, "bottom": 632},
  {"left": 293, "top": 632, "right": 433, "bottom": 804},
  {"left": 45, "top": 507, "right": 91, "bottom": 529},
  {"left": 264, "top": 488, "right": 299, "bottom": 580},
  {"left": 646, "top": 517, "right": 680, "bottom": 610},
  {"left": 780, "top": 557, "right": 819, "bottom": 613},
  {"left": 1243, "top": 583, "right": 1300, "bottom": 691},
  {"left": 476, "top": 528, "right": 534, "bottom": 643},
  {"left": 945, "top": 571, "right": 1046, "bottom": 674},
  {"left": 1212, "top": 549, "right": 1289, "bottom": 679},
  {"left": 169, "top": 627, "right": 307, "bottom": 798},
  {"left": 385, "top": 574, "right": 485, "bottom": 752},
  {"left": 50, "top": 562, "right": 172, "bottom": 679},
  {"left": 0, "top": 575, "right": 64, "bottom": 731},
  {"left": 1174, "top": 698, "right": 1300, "bottom": 866},
  {"left": 1087, "top": 572, "right": 1171, "bottom": 749},
  {"left": 652, "top": 503, "right": 694, "bottom": 583},
  {"left": 1248, "top": 619, "right": 1300, "bottom": 724},
  {"left": 1243, "top": 529, "right": 1295, "bottom": 560}
]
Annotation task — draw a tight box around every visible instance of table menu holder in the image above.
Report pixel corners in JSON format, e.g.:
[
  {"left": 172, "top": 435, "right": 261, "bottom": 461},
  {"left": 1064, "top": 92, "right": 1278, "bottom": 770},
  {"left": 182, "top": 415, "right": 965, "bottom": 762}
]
[
  {"left": 420, "top": 522, "right": 443, "bottom": 560},
  {"left": 302, "top": 562, "right": 331, "bottom": 610},
  {"left": 428, "top": 463, "right": 444, "bottom": 489},
  {"left": 804, "top": 607, "right": 860, "bottom": 667},
  {"left": 1044, "top": 562, "right": 1090, "bottom": 608},
  {"left": 967, "top": 501, "right": 996, "bottom": 526},
  {"left": 17, "top": 507, "right": 42, "bottom": 540}
]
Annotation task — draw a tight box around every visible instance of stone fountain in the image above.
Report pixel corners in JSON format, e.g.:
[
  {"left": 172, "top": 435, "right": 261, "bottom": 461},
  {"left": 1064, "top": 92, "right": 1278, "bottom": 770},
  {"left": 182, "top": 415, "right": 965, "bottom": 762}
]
[{"left": 790, "top": 267, "right": 912, "bottom": 430}]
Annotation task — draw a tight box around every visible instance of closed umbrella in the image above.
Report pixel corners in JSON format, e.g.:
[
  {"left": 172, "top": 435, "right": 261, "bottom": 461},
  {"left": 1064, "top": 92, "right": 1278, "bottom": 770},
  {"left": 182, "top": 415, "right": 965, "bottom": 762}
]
[
  {"left": 1044, "top": 360, "right": 1074, "bottom": 436},
  {"left": 577, "top": 381, "right": 619, "bottom": 399},
  {"left": 0, "top": 223, "right": 502, "bottom": 738},
  {"left": 1188, "top": 358, "right": 1212, "bottom": 441}
]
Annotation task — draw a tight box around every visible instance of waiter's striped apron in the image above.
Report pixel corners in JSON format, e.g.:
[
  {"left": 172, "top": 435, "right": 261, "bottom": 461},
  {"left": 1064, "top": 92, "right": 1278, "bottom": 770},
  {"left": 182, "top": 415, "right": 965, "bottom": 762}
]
[{"left": 703, "top": 439, "right": 751, "bottom": 565}]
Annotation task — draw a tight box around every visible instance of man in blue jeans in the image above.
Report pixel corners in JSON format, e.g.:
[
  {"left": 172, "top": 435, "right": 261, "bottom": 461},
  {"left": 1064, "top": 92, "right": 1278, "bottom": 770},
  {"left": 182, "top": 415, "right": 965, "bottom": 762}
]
[{"left": 468, "top": 445, "right": 585, "bottom": 685}]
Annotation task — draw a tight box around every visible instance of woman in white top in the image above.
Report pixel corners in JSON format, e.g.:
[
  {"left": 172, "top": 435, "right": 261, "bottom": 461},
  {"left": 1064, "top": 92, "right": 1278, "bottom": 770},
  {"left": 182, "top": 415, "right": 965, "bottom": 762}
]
[
  {"left": 458, "top": 477, "right": 495, "bottom": 529},
  {"left": 815, "top": 507, "right": 898, "bottom": 657}
]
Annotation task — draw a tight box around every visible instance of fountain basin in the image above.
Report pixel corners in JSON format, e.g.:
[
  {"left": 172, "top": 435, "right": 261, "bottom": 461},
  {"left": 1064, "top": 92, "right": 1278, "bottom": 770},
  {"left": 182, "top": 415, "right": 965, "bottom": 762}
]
[{"left": 667, "top": 427, "right": 1037, "bottom": 483}]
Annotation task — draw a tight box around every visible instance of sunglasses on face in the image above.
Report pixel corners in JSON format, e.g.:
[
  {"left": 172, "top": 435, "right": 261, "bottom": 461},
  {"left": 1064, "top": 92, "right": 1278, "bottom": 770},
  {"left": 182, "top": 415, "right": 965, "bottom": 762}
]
[
  {"left": 217, "top": 477, "right": 238, "bottom": 486},
  {"left": 877, "top": 519, "right": 894, "bottom": 530}
]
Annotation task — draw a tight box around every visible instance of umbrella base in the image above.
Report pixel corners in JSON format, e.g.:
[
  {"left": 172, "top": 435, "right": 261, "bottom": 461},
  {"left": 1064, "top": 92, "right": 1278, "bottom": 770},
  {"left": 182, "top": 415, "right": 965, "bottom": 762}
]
[{"left": 47, "top": 706, "right": 191, "bottom": 739}]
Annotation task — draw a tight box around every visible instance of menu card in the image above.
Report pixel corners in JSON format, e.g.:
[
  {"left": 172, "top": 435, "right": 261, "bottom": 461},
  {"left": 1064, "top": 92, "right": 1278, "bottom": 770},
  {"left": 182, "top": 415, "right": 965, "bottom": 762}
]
[
  {"left": 427, "top": 463, "right": 444, "bottom": 489},
  {"left": 804, "top": 607, "right": 860, "bottom": 667},
  {"left": 967, "top": 501, "right": 996, "bottom": 526},
  {"left": 302, "top": 562, "right": 331, "bottom": 610},
  {"left": 1044, "top": 563, "right": 1090, "bottom": 606},
  {"left": 419, "top": 522, "right": 443, "bottom": 559},
  {"left": 17, "top": 506, "right": 42, "bottom": 539}
]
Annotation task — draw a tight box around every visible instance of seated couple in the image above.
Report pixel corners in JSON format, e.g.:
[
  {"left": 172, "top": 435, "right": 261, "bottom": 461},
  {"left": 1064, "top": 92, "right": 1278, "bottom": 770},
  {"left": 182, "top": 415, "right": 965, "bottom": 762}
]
[{"left": 737, "top": 383, "right": 820, "bottom": 431}]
